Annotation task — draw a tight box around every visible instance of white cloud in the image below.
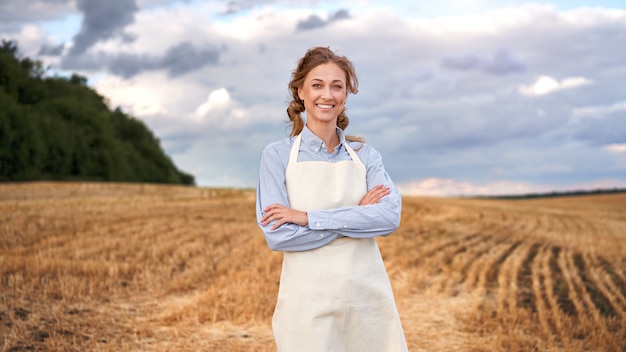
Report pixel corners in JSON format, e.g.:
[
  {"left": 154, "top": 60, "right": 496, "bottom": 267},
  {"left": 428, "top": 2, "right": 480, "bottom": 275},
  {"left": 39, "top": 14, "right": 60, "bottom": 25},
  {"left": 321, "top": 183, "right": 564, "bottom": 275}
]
[
  {"left": 213, "top": 6, "right": 301, "bottom": 40},
  {"left": 193, "top": 87, "right": 251, "bottom": 129},
  {"left": 196, "top": 88, "right": 231, "bottom": 117},
  {"left": 518, "top": 75, "right": 593, "bottom": 96},
  {"left": 607, "top": 144, "right": 626, "bottom": 154},
  {"left": 4, "top": 24, "right": 50, "bottom": 54},
  {"left": 573, "top": 101, "right": 626, "bottom": 117},
  {"left": 397, "top": 177, "right": 626, "bottom": 197},
  {"left": 397, "top": 177, "right": 546, "bottom": 197},
  {"left": 94, "top": 74, "right": 167, "bottom": 117}
]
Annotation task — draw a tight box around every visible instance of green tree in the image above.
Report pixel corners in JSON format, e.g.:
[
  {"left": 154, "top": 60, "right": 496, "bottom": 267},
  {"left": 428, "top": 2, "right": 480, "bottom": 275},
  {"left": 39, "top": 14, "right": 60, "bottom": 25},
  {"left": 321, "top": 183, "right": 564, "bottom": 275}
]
[{"left": 0, "top": 40, "right": 195, "bottom": 185}]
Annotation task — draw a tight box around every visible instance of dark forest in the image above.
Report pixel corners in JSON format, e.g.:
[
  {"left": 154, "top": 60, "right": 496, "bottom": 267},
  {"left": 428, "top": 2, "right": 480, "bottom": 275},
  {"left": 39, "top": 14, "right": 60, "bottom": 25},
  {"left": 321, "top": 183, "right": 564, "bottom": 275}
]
[{"left": 0, "top": 40, "right": 194, "bottom": 185}]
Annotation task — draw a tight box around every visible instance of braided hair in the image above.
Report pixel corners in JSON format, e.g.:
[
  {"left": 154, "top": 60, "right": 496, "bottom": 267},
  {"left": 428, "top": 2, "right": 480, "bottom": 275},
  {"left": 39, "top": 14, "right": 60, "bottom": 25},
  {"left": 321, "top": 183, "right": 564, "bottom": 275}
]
[{"left": 286, "top": 47, "right": 364, "bottom": 143}]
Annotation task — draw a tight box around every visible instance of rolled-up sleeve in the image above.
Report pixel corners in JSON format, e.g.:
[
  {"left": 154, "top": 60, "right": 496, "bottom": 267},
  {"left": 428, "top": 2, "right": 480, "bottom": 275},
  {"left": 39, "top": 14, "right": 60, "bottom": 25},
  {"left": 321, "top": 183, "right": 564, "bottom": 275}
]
[
  {"left": 256, "top": 137, "right": 401, "bottom": 252},
  {"left": 256, "top": 142, "right": 338, "bottom": 252},
  {"left": 306, "top": 146, "right": 401, "bottom": 238}
]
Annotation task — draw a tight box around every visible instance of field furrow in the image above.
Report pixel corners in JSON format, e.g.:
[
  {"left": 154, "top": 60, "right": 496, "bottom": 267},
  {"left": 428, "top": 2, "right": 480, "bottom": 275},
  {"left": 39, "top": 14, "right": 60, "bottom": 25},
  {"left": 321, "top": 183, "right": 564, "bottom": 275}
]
[
  {"left": 598, "top": 257, "right": 626, "bottom": 304},
  {"left": 517, "top": 242, "right": 541, "bottom": 312},
  {"left": 437, "top": 234, "right": 495, "bottom": 294},
  {"left": 2, "top": 183, "right": 625, "bottom": 352},
  {"left": 413, "top": 232, "right": 482, "bottom": 266},
  {"left": 496, "top": 242, "right": 531, "bottom": 317},
  {"left": 542, "top": 246, "right": 575, "bottom": 351},
  {"left": 548, "top": 247, "right": 576, "bottom": 317},
  {"left": 586, "top": 254, "right": 626, "bottom": 317},
  {"left": 463, "top": 240, "right": 515, "bottom": 295},
  {"left": 563, "top": 249, "right": 621, "bottom": 351},
  {"left": 584, "top": 253, "right": 626, "bottom": 344},
  {"left": 530, "top": 247, "right": 552, "bottom": 341},
  {"left": 485, "top": 241, "right": 521, "bottom": 294}
]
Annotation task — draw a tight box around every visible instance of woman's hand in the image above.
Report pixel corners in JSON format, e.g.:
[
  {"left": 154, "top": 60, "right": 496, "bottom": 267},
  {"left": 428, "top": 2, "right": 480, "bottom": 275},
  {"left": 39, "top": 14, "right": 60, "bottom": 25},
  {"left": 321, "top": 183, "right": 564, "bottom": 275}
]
[
  {"left": 359, "top": 184, "right": 390, "bottom": 206},
  {"left": 262, "top": 204, "right": 308, "bottom": 230},
  {"left": 262, "top": 185, "right": 389, "bottom": 230}
]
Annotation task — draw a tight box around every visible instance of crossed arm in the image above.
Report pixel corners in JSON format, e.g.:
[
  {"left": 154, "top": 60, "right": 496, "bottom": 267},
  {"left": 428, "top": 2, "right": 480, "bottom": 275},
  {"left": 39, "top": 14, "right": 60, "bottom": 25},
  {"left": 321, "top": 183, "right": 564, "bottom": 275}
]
[
  {"left": 261, "top": 184, "right": 391, "bottom": 229},
  {"left": 256, "top": 143, "right": 401, "bottom": 252}
]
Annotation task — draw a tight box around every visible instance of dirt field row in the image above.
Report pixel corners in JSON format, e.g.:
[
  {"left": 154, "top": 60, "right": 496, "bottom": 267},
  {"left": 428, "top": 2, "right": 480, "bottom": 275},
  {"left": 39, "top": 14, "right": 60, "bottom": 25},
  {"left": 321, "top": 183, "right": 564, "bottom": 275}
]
[{"left": 1, "top": 182, "right": 624, "bottom": 351}]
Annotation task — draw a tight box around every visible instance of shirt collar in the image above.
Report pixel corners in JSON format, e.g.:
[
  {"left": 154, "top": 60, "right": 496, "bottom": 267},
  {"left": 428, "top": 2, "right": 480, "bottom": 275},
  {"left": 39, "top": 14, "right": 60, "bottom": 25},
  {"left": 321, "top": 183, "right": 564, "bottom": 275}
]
[{"left": 301, "top": 125, "right": 345, "bottom": 154}]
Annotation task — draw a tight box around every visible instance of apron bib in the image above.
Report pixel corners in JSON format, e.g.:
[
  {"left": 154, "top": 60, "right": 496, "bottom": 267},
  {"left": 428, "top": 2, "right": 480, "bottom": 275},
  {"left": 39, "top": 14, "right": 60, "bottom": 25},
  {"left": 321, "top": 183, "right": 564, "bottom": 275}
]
[{"left": 273, "top": 134, "right": 407, "bottom": 352}]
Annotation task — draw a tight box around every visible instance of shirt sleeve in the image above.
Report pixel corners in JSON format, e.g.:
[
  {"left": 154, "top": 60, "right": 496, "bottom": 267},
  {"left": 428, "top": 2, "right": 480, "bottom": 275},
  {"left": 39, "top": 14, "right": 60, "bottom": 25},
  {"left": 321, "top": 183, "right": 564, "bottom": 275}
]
[
  {"left": 306, "top": 145, "right": 402, "bottom": 238},
  {"left": 256, "top": 142, "right": 339, "bottom": 252}
]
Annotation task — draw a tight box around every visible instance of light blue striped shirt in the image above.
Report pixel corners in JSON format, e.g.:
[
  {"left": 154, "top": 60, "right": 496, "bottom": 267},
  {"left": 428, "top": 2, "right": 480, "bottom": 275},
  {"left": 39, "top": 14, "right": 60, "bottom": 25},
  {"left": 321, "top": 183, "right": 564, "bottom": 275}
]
[{"left": 256, "top": 125, "right": 402, "bottom": 252}]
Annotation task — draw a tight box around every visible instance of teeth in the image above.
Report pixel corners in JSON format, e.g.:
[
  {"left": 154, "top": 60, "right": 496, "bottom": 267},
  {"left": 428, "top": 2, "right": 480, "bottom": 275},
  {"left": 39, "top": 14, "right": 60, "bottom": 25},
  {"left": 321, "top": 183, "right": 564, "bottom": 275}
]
[{"left": 317, "top": 104, "right": 333, "bottom": 109}]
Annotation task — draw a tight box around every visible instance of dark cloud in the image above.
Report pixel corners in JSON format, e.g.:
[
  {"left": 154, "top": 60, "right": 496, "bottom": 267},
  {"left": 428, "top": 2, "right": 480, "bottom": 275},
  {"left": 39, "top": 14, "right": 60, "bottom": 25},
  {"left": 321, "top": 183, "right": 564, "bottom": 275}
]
[
  {"left": 107, "top": 52, "right": 151, "bottom": 78},
  {"left": 38, "top": 43, "right": 65, "bottom": 56},
  {"left": 61, "top": 41, "right": 221, "bottom": 78},
  {"left": 572, "top": 112, "right": 626, "bottom": 146},
  {"left": 439, "top": 52, "right": 483, "bottom": 70},
  {"left": 483, "top": 48, "right": 526, "bottom": 74},
  {"left": 70, "top": 0, "right": 138, "bottom": 56},
  {"left": 221, "top": 0, "right": 276, "bottom": 15},
  {"left": 161, "top": 42, "right": 220, "bottom": 76},
  {"left": 440, "top": 48, "right": 526, "bottom": 75},
  {"left": 0, "top": 0, "right": 73, "bottom": 24},
  {"left": 297, "top": 9, "right": 351, "bottom": 31},
  {"left": 330, "top": 9, "right": 350, "bottom": 21},
  {"left": 297, "top": 14, "right": 326, "bottom": 31},
  {"left": 222, "top": 0, "right": 250, "bottom": 15}
]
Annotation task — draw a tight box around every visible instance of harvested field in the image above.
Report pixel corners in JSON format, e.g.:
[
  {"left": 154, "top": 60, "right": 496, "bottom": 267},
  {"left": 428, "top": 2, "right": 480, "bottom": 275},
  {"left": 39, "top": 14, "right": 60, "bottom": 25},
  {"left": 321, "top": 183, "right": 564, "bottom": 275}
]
[{"left": 1, "top": 182, "right": 625, "bottom": 351}]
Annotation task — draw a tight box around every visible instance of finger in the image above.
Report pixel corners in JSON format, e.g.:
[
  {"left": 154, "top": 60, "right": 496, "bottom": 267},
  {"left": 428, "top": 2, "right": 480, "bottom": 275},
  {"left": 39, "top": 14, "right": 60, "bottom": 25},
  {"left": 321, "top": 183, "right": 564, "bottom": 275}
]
[
  {"left": 262, "top": 211, "right": 280, "bottom": 225},
  {"left": 272, "top": 217, "right": 288, "bottom": 230},
  {"left": 368, "top": 187, "right": 390, "bottom": 204},
  {"left": 261, "top": 210, "right": 274, "bottom": 223},
  {"left": 262, "top": 204, "right": 283, "bottom": 221},
  {"left": 263, "top": 204, "right": 279, "bottom": 212},
  {"left": 376, "top": 188, "right": 390, "bottom": 203},
  {"left": 264, "top": 211, "right": 284, "bottom": 225},
  {"left": 376, "top": 186, "right": 390, "bottom": 196}
]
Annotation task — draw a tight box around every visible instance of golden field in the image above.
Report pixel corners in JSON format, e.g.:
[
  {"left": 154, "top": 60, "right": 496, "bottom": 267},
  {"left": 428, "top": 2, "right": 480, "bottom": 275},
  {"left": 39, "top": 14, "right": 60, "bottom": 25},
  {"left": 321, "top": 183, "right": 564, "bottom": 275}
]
[{"left": 1, "top": 182, "right": 625, "bottom": 351}]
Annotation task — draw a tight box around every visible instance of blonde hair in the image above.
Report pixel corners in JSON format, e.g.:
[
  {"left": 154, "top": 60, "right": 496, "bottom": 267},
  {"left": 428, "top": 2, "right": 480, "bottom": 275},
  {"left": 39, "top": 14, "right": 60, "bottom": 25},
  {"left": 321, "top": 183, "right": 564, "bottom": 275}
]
[{"left": 287, "top": 47, "right": 364, "bottom": 143}]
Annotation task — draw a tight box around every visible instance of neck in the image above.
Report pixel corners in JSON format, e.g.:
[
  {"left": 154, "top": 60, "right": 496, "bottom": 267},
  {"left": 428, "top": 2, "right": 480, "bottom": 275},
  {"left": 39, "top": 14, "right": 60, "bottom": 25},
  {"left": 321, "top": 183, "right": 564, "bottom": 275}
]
[{"left": 307, "top": 121, "right": 339, "bottom": 152}]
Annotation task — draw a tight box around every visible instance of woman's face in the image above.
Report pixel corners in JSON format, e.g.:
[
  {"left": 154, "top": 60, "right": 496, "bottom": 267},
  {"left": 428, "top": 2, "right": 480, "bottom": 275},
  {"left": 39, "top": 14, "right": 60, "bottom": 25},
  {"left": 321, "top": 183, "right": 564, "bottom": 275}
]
[{"left": 298, "top": 62, "right": 348, "bottom": 126}]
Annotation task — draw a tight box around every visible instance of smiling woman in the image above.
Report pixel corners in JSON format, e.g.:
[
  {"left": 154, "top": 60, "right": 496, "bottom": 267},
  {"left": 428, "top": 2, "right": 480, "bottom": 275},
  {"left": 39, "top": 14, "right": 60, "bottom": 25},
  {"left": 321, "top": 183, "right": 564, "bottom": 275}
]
[{"left": 255, "top": 47, "right": 408, "bottom": 352}]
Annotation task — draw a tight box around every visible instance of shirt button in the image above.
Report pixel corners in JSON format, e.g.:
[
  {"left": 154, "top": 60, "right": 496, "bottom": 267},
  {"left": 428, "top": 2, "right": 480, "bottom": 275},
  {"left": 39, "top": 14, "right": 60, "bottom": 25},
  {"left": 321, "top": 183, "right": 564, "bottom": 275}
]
[
  {"left": 343, "top": 224, "right": 348, "bottom": 229},
  {"left": 320, "top": 233, "right": 325, "bottom": 238},
  {"left": 314, "top": 148, "right": 319, "bottom": 152},
  {"left": 316, "top": 222, "right": 321, "bottom": 227}
]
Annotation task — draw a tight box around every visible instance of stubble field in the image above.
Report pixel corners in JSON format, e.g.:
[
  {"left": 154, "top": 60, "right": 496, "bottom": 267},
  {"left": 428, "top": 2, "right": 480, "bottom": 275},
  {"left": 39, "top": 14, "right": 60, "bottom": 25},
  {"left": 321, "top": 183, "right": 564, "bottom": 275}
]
[{"left": 1, "top": 182, "right": 625, "bottom": 351}]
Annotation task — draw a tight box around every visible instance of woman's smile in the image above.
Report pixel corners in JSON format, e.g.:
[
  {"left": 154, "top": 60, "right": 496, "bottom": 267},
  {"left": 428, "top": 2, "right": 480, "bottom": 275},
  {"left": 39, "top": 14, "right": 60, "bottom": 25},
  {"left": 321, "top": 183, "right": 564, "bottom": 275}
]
[{"left": 298, "top": 62, "right": 348, "bottom": 126}]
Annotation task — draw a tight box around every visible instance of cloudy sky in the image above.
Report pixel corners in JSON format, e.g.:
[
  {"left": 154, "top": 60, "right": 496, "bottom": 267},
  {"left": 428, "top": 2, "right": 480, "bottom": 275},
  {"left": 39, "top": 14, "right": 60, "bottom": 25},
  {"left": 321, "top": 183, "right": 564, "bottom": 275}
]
[{"left": 2, "top": 0, "right": 625, "bottom": 196}]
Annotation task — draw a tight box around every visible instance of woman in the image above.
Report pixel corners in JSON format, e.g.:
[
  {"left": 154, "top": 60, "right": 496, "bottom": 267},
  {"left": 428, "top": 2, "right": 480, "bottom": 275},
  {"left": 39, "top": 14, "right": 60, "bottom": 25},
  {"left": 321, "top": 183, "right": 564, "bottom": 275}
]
[{"left": 256, "top": 47, "right": 407, "bottom": 352}]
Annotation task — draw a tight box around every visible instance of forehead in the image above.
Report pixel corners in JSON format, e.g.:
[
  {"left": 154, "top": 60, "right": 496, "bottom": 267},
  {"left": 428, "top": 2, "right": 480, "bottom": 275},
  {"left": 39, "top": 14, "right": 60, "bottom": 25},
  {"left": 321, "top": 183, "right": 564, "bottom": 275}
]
[{"left": 305, "top": 62, "right": 346, "bottom": 82}]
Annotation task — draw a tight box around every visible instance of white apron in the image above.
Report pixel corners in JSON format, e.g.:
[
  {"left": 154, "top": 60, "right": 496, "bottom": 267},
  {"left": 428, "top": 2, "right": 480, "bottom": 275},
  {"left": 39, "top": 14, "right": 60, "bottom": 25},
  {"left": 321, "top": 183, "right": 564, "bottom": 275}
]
[{"left": 273, "top": 134, "right": 408, "bottom": 352}]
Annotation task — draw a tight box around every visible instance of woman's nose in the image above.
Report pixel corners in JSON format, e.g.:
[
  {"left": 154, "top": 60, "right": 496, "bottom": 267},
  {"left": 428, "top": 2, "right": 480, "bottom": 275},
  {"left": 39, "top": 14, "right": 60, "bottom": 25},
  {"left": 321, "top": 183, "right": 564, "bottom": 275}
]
[{"left": 321, "top": 87, "right": 332, "bottom": 99}]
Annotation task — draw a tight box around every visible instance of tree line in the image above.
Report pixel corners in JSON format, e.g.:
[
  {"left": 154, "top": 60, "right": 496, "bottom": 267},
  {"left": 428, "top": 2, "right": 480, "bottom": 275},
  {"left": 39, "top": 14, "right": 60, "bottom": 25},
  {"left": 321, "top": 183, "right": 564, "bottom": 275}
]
[
  {"left": 0, "top": 40, "right": 194, "bottom": 185},
  {"left": 473, "top": 188, "right": 626, "bottom": 199}
]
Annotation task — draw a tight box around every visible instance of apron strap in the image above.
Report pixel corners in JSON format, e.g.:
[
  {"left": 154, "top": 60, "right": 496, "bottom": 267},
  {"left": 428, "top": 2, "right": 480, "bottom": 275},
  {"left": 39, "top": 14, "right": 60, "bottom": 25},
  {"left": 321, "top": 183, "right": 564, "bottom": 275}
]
[
  {"left": 344, "top": 142, "right": 365, "bottom": 168},
  {"left": 288, "top": 134, "right": 302, "bottom": 164},
  {"left": 289, "top": 133, "right": 365, "bottom": 169}
]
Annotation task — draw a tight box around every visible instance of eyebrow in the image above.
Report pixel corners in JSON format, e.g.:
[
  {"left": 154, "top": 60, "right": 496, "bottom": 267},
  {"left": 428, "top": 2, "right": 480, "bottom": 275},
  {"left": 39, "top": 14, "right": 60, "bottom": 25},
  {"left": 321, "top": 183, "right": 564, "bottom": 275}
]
[{"left": 310, "top": 78, "right": 345, "bottom": 83}]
